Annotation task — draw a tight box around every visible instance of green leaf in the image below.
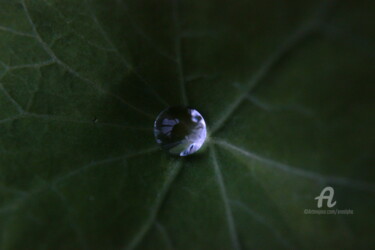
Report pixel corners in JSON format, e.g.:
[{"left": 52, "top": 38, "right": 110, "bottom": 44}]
[{"left": 0, "top": 0, "right": 374, "bottom": 249}]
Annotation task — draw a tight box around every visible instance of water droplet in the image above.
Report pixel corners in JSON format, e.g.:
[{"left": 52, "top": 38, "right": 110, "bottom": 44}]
[{"left": 154, "top": 106, "right": 207, "bottom": 156}]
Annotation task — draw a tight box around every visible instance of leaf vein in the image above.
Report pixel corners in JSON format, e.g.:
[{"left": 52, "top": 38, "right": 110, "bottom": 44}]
[
  {"left": 172, "top": 0, "right": 188, "bottom": 105},
  {"left": 0, "top": 25, "right": 35, "bottom": 37},
  {"left": 21, "top": 0, "right": 155, "bottom": 119},
  {"left": 231, "top": 200, "right": 293, "bottom": 249},
  {"left": 213, "top": 138, "right": 375, "bottom": 193},
  {"left": 155, "top": 221, "right": 174, "bottom": 250},
  {"left": 210, "top": 145, "right": 241, "bottom": 250},
  {"left": 124, "top": 161, "right": 183, "bottom": 250},
  {"left": 85, "top": 0, "right": 169, "bottom": 107},
  {"left": 210, "top": 0, "right": 337, "bottom": 135}
]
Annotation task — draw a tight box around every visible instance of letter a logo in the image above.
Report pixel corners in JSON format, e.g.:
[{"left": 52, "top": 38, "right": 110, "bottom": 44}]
[{"left": 314, "top": 186, "right": 337, "bottom": 208}]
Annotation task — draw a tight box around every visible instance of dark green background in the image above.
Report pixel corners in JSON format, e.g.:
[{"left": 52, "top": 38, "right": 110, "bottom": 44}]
[{"left": 0, "top": 0, "right": 374, "bottom": 249}]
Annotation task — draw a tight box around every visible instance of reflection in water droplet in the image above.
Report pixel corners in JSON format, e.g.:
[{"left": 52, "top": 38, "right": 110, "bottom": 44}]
[{"left": 154, "top": 106, "right": 207, "bottom": 156}]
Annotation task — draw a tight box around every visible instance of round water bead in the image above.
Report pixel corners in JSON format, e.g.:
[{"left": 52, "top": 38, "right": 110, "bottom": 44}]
[{"left": 154, "top": 106, "right": 207, "bottom": 156}]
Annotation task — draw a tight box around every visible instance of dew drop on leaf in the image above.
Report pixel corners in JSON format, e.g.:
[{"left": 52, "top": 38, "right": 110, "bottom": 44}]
[{"left": 154, "top": 106, "right": 207, "bottom": 156}]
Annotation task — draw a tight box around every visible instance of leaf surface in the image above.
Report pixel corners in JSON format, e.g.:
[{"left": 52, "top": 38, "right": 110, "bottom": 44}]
[{"left": 0, "top": 0, "right": 374, "bottom": 249}]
